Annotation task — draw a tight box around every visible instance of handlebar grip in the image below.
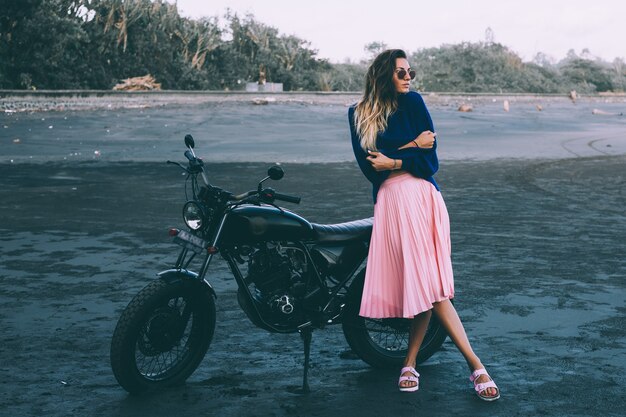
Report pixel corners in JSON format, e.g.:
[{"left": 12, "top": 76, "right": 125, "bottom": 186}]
[{"left": 274, "top": 192, "right": 301, "bottom": 204}]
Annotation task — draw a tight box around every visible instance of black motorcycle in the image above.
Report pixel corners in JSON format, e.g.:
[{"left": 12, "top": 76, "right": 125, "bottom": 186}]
[{"left": 110, "top": 135, "right": 448, "bottom": 394}]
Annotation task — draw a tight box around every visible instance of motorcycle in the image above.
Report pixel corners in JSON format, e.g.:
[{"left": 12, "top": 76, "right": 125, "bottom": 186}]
[{"left": 110, "top": 134, "right": 448, "bottom": 394}]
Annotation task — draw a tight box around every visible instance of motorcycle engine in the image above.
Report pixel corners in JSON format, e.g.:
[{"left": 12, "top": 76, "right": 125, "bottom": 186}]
[{"left": 245, "top": 243, "right": 308, "bottom": 321}]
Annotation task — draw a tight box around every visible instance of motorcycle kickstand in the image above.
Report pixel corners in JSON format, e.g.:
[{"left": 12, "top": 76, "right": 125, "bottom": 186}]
[{"left": 296, "top": 328, "right": 312, "bottom": 394}]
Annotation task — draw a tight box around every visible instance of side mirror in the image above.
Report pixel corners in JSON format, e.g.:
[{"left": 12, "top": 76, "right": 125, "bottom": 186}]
[
  {"left": 268, "top": 165, "right": 284, "bottom": 180},
  {"left": 184, "top": 134, "right": 195, "bottom": 149}
]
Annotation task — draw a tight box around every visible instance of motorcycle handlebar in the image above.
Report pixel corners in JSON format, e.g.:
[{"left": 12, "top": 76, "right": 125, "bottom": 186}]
[
  {"left": 229, "top": 190, "right": 300, "bottom": 204},
  {"left": 273, "top": 192, "right": 301, "bottom": 204},
  {"left": 167, "top": 160, "right": 189, "bottom": 172},
  {"left": 182, "top": 150, "right": 210, "bottom": 186},
  {"left": 175, "top": 141, "right": 299, "bottom": 203}
]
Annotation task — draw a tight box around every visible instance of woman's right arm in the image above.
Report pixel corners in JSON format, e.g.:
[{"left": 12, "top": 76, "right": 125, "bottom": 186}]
[
  {"left": 392, "top": 146, "right": 439, "bottom": 178},
  {"left": 384, "top": 136, "right": 439, "bottom": 179}
]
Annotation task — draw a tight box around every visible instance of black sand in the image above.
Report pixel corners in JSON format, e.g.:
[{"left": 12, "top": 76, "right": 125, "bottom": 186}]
[{"left": 0, "top": 94, "right": 625, "bottom": 416}]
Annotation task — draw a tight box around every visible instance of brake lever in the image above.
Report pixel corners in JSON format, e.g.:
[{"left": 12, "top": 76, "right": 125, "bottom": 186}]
[
  {"left": 166, "top": 160, "right": 190, "bottom": 173},
  {"left": 231, "top": 190, "right": 257, "bottom": 201}
]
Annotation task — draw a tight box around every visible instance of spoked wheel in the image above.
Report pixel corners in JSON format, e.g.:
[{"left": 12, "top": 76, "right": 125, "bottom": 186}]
[
  {"left": 342, "top": 269, "right": 448, "bottom": 368},
  {"left": 111, "top": 278, "right": 216, "bottom": 393}
]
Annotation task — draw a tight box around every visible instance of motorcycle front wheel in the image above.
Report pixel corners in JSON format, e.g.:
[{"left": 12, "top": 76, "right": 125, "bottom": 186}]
[
  {"left": 341, "top": 269, "right": 448, "bottom": 368},
  {"left": 110, "top": 277, "right": 216, "bottom": 394}
]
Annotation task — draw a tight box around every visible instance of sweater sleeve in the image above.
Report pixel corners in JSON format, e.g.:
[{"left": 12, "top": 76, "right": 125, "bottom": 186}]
[
  {"left": 348, "top": 106, "right": 384, "bottom": 185},
  {"left": 395, "top": 93, "right": 439, "bottom": 178}
]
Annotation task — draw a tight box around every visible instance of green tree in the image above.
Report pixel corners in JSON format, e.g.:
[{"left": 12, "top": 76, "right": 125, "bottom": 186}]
[
  {"left": 217, "top": 12, "right": 329, "bottom": 91},
  {"left": 610, "top": 58, "right": 625, "bottom": 92},
  {"left": 326, "top": 63, "right": 367, "bottom": 91},
  {"left": 409, "top": 42, "right": 563, "bottom": 93},
  {"left": 558, "top": 56, "right": 614, "bottom": 93},
  {"left": 363, "top": 41, "right": 388, "bottom": 63},
  {"left": 0, "top": 0, "right": 91, "bottom": 88},
  {"left": 1, "top": 2, "right": 623, "bottom": 92},
  {"left": 83, "top": 0, "right": 206, "bottom": 89}
]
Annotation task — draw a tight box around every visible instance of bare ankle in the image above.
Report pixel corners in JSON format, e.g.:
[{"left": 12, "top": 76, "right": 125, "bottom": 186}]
[{"left": 468, "top": 358, "right": 483, "bottom": 372}]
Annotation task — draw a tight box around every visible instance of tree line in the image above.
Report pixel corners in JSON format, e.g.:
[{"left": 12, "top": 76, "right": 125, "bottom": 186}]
[{"left": 1, "top": 0, "right": 624, "bottom": 93}]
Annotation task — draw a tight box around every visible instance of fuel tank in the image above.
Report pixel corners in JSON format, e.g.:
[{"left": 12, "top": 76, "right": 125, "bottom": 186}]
[{"left": 220, "top": 205, "right": 315, "bottom": 244}]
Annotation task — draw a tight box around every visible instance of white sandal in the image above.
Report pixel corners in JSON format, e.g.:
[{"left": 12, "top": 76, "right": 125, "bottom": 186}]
[
  {"left": 398, "top": 366, "right": 420, "bottom": 392},
  {"left": 470, "top": 368, "right": 500, "bottom": 401}
]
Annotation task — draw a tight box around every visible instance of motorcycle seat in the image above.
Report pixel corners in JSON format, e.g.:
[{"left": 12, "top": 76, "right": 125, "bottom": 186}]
[{"left": 310, "top": 217, "right": 373, "bottom": 243}]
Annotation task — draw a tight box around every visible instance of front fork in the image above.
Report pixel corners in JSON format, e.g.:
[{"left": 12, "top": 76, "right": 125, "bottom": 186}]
[{"left": 167, "top": 212, "right": 230, "bottom": 289}]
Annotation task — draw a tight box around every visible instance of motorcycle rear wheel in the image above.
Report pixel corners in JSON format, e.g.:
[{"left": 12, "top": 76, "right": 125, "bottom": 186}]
[
  {"left": 342, "top": 269, "right": 448, "bottom": 368},
  {"left": 110, "top": 277, "right": 215, "bottom": 394}
]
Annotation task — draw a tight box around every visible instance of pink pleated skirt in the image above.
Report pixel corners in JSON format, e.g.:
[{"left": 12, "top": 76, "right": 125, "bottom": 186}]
[{"left": 359, "top": 173, "right": 455, "bottom": 318}]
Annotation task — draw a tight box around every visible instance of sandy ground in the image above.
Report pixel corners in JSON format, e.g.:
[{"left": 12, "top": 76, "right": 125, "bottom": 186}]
[{"left": 0, "top": 94, "right": 625, "bottom": 416}]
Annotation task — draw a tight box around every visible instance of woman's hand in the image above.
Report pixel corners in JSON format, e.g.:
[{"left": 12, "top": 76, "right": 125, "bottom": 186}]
[
  {"left": 415, "top": 130, "right": 436, "bottom": 148},
  {"left": 398, "top": 130, "right": 437, "bottom": 150},
  {"left": 366, "top": 150, "right": 397, "bottom": 171}
]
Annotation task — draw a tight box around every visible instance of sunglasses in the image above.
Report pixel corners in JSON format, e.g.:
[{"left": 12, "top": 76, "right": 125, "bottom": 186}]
[{"left": 395, "top": 69, "right": 416, "bottom": 80}]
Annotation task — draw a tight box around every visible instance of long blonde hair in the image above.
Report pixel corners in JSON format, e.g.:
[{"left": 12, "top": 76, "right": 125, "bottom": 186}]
[{"left": 354, "top": 49, "right": 407, "bottom": 150}]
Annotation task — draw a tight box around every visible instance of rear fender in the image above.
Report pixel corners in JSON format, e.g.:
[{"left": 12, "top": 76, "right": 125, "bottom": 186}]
[{"left": 157, "top": 269, "right": 217, "bottom": 299}]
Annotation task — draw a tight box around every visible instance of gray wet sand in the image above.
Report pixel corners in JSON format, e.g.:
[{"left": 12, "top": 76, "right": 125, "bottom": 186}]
[
  {"left": 2, "top": 93, "right": 626, "bottom": 164},
  {"left": 0, "top": 95, "right": 625, "bottom": 417}
]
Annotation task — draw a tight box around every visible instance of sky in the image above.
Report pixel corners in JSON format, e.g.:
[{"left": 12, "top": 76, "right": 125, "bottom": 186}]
[{"left": 172, "top": 0, "right": 625, "bottom": 64}]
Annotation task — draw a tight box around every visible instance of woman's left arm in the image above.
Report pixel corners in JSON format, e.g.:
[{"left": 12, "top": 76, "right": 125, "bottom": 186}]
[
  {"left": 398, "top": 130, "right": 436, "bottom": 150},
  {"left": 393, "top": 93, "right": 439, "bottom": 177},
  {"left": 399, "top": 93, "right": 437, "bottom": 150}
]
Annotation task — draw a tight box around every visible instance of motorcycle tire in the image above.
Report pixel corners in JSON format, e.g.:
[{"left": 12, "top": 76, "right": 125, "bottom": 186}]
[
  {"left": 110, "top": 277, "right": 216, "bottom": 394},
  {"left": 341, "top": 269, "right": 448, "bottom": 368}
]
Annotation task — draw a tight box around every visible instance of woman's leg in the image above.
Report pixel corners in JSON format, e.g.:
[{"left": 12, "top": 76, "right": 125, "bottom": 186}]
[
  {"left": 431, "top": 299, "right": 498, "bottom": 398},
  {"left": 399, "top": 310, "right": 432, "bottom": 388}
]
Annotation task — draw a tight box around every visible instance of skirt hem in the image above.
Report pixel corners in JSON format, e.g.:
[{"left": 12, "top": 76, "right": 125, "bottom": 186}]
[{"left": 359, "top": 294, "right": 454, "bottom": 319}]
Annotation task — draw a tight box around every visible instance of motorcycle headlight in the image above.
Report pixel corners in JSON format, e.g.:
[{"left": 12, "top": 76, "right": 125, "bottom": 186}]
[{"left": 182, "top": 201, "right": 205, "bottom": 230}]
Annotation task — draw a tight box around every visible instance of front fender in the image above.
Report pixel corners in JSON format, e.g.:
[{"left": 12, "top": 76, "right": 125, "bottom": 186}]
[{"left": 156, "top": 269, "right": 217, "bottom": 299}]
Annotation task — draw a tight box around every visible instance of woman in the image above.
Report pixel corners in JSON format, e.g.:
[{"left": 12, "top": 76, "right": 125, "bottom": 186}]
[{"left": 348, "top": 49, "right": 500, "bottom": 401}]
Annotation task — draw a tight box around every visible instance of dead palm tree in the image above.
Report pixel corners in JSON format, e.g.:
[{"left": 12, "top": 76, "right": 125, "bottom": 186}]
[
  {"left": 277, "top": 36, "right": 307, "bottom": 72},
  {"left": 102, "top": 0, "right": 149, "bottom": 52},
  {"left": 175, "top": 19, "right": 221, "bottom": 70}
]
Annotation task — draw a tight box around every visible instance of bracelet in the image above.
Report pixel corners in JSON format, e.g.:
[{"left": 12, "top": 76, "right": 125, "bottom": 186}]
[
  {"left": 412, "top": 139, "right": 420, "bottom": 148},
  {"left": 392, "top": 159, "right": 397, "bottom": 170}
]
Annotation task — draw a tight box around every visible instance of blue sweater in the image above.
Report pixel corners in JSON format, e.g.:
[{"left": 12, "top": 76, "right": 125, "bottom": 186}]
[{"left": 348, "top": 91, "right": 440, "bottom": 203}]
